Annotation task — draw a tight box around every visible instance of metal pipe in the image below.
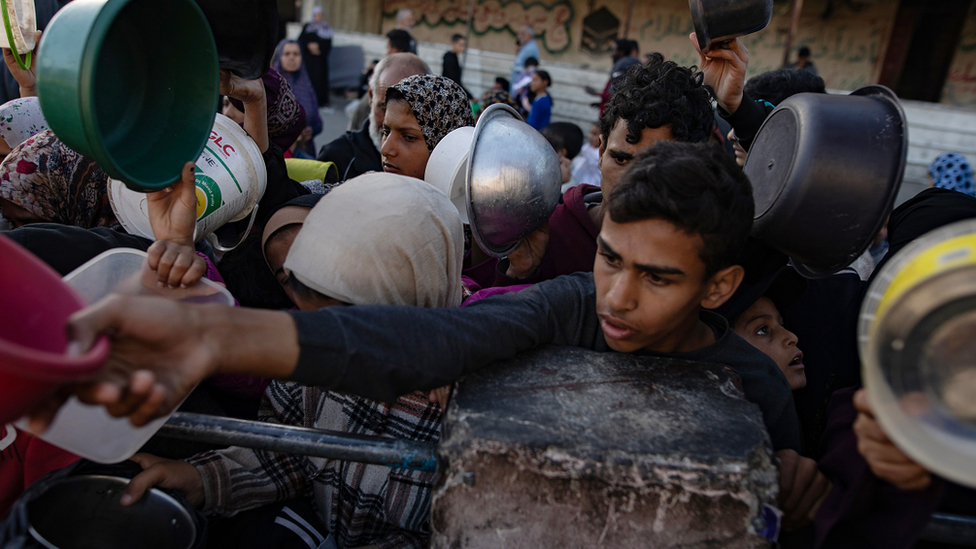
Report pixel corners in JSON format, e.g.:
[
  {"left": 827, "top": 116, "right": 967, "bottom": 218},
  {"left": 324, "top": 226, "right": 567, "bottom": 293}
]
[{"left": 158, "top": 413, "right": 438, "bottom": 472}]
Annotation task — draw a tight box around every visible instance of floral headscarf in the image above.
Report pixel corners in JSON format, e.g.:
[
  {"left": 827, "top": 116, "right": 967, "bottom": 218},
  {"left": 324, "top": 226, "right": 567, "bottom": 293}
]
[
  {"left": 477, "top": 89, "right": 520, "bottom": 117},
  {"left": 929, "top": 152, "right": 975, "bottom": 197},
  {"left": 387, "top": 74, "right": 474, "bottom": 152},
  {"left": 0, "top": 129, "right": 115, "bottom": 228},
  {"left": 228, "top": 68, "right": 306, "bottom": 152}
]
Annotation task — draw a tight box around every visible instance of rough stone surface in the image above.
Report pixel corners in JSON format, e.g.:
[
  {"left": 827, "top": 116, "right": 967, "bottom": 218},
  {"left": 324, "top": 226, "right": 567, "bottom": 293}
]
[{"left": 432, "top": 345, "right": 778, "bottom": 548}]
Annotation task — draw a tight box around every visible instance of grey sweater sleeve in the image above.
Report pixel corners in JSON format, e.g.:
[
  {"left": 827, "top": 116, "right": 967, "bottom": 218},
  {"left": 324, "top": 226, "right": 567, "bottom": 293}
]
[{"left": 287, "top": 273, "right": 603, "bottom": 402}]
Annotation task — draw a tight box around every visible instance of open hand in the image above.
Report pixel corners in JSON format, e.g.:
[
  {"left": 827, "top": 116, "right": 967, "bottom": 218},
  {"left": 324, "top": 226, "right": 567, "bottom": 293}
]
[
  {"left": 505, "top": 221, "right": 550, "bottom": 280},
  {"left": 853, "top": 389, "right": 932, "bottom": 491},
  {"left": 121, "top": 453, "right": 205, "bottom": 508},
  {"left": 689, "top": 33, "right": 748, "bottom": 114},
  {"left": 3, "top": 30, "right": 40, "bottom": 97},
  {"left": 147, "top": 162, "right": 198, "bottom": 247},
  {"left": 776, "top": 449, "right": 832, "bottom": 530}
]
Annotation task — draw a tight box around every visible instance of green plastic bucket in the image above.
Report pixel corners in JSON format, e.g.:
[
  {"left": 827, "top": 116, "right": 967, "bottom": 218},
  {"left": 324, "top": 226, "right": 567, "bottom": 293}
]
[{"left": 36, "top": 0, "right": 219, "bottom": 192}]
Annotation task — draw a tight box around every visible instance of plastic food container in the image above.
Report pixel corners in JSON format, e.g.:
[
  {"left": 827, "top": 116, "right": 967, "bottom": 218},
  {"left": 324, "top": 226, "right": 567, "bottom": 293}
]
[
  {"left": 18, "top": 249, "right": 234, "bottom": 464},
  {"left": 0, "top": 233, "right": 109, "bottom": 425}
]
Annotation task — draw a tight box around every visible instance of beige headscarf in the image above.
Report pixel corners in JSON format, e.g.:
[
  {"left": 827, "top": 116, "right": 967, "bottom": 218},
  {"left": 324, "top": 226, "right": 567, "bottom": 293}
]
[{"left": 284, "top": 173, "right": 464, "bottom": 308}]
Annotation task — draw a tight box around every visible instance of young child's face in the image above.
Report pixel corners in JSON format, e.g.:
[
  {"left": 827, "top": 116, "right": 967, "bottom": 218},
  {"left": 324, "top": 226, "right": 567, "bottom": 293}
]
[{"left": 733, "top": 296, "right": 807, "bottom": 390}]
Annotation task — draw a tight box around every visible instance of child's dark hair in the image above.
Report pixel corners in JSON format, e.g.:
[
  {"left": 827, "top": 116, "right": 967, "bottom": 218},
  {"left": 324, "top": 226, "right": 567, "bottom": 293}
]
[
  {"left": 607, "top": 141, "right": 754, "bottom": 278},
  {"left": 451, "top": 33, "right": 464, "bottom": 43},
  {"left": 386, "top": 29, "right": 412, "bottom": 53},
  {"left": 542, "top": 122, "right": 584, "bottom": 159},
  {"left": 525, "top": 56, "right": 539, "bottom": 68},
  {"left": 743, "top": 68, "right": 825, "bottom": 107},
  {"left": 600, "top": 53, "right": 713, "bottom": 145}
]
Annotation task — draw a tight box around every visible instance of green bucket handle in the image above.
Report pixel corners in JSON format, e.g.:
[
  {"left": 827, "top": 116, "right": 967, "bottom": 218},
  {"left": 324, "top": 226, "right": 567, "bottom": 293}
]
[{"left": 0, "top": 0, "right": 30, "bottom": 71}]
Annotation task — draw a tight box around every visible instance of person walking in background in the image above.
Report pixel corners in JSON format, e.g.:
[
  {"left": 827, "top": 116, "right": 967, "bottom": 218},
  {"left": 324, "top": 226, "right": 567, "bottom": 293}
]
[
  {"left": 443, "top": 34, "right": 472, "bottom": 98},
  {"left": 510, "top": 25, "right": 540, "bottom": 94},
  {"left": 585, "top": 39, "right": 640, "bottom": 116},
  {"left": 525, "top": 70, "right": 552, "bottom": 130},
  {"left": 512, "top": 57, "right": 539, "bottom": 117},
  {"left": 788, "top": 46, "right": 818, "bottom": 76},
  {"left": 298, "top": 6, "right": 333, "bottom": 109},
  {"left": 396, "top": 8, "right": 418, "bottom": 54},
  {"left": 272, "top": 39, "right": 322, "bottom": 159},
  {"left": 386, "top": 29, "right": 413, "bottom": 55}
]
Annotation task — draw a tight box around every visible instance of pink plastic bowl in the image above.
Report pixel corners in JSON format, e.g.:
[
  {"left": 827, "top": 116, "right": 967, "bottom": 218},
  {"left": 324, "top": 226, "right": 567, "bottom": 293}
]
[{"left": 0, "top": 233, "right": 110, "bottom": 424}]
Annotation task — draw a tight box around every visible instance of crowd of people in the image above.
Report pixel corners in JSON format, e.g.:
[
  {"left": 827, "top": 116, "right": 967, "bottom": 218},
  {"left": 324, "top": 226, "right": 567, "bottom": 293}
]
[{"left": 0, "top": 5, "right": 974, "bottom": 549}]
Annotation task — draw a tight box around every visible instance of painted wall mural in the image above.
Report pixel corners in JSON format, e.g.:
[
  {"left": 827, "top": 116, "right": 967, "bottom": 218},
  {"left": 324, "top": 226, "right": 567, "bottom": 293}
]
[
  {"left": 379, "top": 0, "right": 898, "bottom": 92},
  {"left": 382, "top": 0, "right": 575, "bottom": 54},
  {"left": 942, "top": 3, "right": 976, "bottom": 108}
]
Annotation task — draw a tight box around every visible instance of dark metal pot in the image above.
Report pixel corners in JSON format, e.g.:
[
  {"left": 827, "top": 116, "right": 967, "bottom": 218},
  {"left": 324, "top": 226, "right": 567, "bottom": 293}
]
[
  {"left": 689, "top": 0, "right": 773, "bottom": 51},
  {"left": 27, "top": 475, "right": 196, "bottom": 549},
  {"left": 744, "top": 85, "right": 908, "bottom": 278}
]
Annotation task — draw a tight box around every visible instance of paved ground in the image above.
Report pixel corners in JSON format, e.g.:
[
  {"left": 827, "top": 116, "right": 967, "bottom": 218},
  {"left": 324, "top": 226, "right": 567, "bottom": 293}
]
[{"left": 312, "top": 97, "right": 358, "bottom": 155}]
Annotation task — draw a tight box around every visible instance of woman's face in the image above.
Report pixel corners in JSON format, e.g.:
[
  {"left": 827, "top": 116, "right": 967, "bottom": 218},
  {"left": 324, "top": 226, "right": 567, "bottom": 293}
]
[
  {"left": 281, "top": 43, "right": 302, "bottom": 73},
  {"left": 380, "top": 99, "right": 430, "bottom": 180}
]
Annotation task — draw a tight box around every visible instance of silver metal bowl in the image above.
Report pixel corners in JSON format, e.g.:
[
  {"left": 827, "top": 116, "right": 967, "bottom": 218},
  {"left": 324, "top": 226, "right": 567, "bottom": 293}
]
[
  {"left": 27, "top": 475, "right": 196, "bottom": 549},
  {"left": 465, "top": 104, "right": 562, "bottom": 258}
]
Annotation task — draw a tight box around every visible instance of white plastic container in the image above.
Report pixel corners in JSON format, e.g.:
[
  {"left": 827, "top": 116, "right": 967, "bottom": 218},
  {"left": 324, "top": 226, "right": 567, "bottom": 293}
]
[
  {"left": 108, "top": 113, "right": 268, "bottom": 251},
  {"left": 17, "top": 249, "right": 234, "bottom": 464},
  {"left": 425, "top": 126, "right": 474, "bottom": 224},
  {"left": 0, "top": 0, "right": 35, "bottom": 54}
]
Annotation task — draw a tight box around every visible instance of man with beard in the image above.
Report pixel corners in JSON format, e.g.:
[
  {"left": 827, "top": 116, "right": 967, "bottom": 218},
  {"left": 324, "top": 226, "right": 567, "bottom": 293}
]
[{"left": 316, "top": 53, "right": 429, "bottom": 181}]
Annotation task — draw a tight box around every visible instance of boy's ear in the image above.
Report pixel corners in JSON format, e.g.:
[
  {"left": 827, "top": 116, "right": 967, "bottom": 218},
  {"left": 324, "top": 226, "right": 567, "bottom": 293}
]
[{"left": 701, "top": 264, "right": 744, "bottom": 310}]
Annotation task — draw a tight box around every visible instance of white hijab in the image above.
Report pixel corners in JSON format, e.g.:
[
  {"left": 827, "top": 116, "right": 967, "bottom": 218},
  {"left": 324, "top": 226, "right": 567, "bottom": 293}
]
[{"left": 284, "top": 172, "right": 465, "bottom": 309}]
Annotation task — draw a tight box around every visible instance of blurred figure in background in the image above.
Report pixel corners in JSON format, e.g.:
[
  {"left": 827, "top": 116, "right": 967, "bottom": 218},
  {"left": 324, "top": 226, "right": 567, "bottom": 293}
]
[
  {"left": 272, "top": 39, "right": 321, "bottom": 159},
  {"left": 386, "top": 29, "right": 413, "bottom": 55},
  {"left": 443, "top": 33, "right": 471, "bottom": 98},
  {"left": 585, "top": 39, "right": 640, "bottom": 116},
  {"left": 298, "top": 6, "right": 333, "bottom": 110},
  {"left": 510, "top": 25, "right": 540, "bottom": 94},
  {"left": 525, "top": 70, "right": 552, "bottom": 130},
  {"left": 788, "top": 46, "right": 818, "bottom": 76},
  {"left": 395, "top": 8, "right": 418, "bottom": 54},
  {"left": 542, "top": 122, "right": 584, "bottom": 193},
  {"left": 571, "top": 122, "right": 602, "bottom": 187}
]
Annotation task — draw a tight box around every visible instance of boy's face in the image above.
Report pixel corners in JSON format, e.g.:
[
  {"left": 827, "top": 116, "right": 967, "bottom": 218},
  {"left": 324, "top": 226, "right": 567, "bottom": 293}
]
[
  {"left": 733, "top": 296, "right": 807, "bottom": 390},
  {"left": 594, "top": 216, "right": 722, "bottom": 354},
  {"left": 599, "top": 119, "right": 673, "bottom": 197}
]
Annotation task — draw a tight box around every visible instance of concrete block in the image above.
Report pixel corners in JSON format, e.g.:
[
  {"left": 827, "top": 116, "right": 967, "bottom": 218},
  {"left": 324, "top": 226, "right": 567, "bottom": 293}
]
[{"left": 432, "top": 345, "right": 778, "bottom": 549}]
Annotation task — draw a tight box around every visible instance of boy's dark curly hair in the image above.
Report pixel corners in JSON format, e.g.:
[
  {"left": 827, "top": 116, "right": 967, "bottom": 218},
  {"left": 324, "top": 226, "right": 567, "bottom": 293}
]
[
  {"left": 607, "top": 141, "right": 754, "bottom": 278},
  {"left": 743, "top": 68, "right": 826, "bottom": 107},
  {"left": 600, "top": 53, "right": 713, "bottom": 145}
]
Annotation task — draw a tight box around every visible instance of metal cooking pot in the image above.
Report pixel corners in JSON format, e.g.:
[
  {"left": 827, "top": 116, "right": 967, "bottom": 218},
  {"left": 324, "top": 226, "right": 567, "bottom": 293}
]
[
  {"left": 744, "top": 85, "right": 907, "bottom": 278},
  {"left": 465, "top": 104, "right": 562, "bottom": 257},
  {"left": 27, "top": 475, "right": 196, "bottom": 549},
  {"left": 689, "top": 0, "right": 773, "bottom": 51},
  {"left": 859, "top": 219, "right": 976, "bottom": 489}
]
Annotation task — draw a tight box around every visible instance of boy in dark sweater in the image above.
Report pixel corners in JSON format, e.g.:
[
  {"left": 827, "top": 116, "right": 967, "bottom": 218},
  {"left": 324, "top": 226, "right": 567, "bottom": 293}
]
[{"left": 53, "top": 142, "right": 801, "bottom": 459}]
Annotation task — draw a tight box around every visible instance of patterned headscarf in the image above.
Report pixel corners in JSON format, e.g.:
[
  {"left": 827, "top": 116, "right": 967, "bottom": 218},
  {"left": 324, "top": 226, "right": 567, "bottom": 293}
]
[
  {"left": 0, "top": 129, "right": 115, "bottom": 228},
  {"left": 477, "top": 89, "right": 519, "bottom": 118},
  {"left": 387, "top": 74, "right": 474, "bottom": 152},
  {"left": 929, "top": 152, "right": 975, "bottom": 197},
  {"left": 229, "top": 68, "right": 306, "bottom": 152}
]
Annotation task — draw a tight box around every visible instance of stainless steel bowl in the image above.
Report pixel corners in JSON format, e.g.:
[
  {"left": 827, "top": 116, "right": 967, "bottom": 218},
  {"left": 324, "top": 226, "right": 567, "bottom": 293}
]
[
  {"left": 27, "top": 475, "right": 197, "bottom": 549},
  {"left": 465, "top": 104, "right": 562, "bottom": 258},
  {"left": 689, "top": 0, "right": 773, "bottom": 51}
]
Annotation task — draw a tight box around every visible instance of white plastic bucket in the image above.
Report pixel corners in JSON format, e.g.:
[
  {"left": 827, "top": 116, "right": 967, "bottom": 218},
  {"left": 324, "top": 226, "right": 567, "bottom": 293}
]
[
  {"left": 108, "top": 113, "right": 267, "bottom": 251},
  {"left": 425, "top": 126, "right": 474, "bottom": 224}
]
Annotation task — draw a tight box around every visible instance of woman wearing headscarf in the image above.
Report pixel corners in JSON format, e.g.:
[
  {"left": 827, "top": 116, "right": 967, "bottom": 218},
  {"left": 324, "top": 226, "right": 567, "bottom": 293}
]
[
  {"left": 272, "top": 39, "right": 322, "bottom": 158},
  {"left": 299, "top": 6, "right": 333, "bottom": 109},
  {"left": 928, "top": 152, "right": 975, "bottom": 197},
  {"left": 0, "top": 129, "right": 114, "bottom": 228},
  {"left": 123, "top": 173, "right": 465, "bottom": 549},
  {"left": 379, "top": 74, "right": 474, "bottom": 179}
]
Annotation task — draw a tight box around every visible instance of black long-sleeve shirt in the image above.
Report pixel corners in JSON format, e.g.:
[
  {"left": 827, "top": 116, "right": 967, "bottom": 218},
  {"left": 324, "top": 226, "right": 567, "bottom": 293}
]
[{"left": 288, "top": 272, "right": 801, "bottom": 451}]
